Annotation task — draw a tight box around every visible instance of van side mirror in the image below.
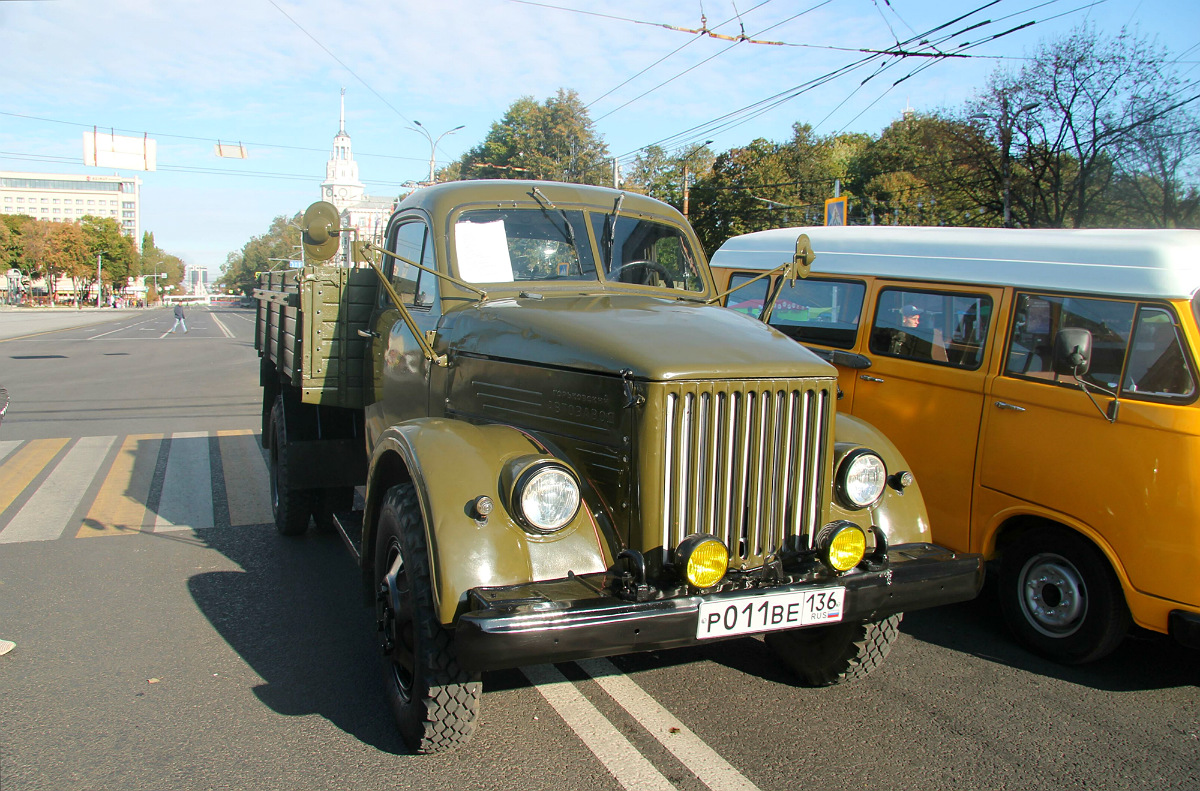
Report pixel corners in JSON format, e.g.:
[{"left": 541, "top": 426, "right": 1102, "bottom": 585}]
[{"left": 1053, "top": 328, "right": 1092, "bottom": 376}]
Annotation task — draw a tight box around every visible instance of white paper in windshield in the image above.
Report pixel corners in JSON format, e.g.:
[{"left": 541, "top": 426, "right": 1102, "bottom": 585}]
[{"left": 455, "top": 219, "right": 515, "bottom": 283}]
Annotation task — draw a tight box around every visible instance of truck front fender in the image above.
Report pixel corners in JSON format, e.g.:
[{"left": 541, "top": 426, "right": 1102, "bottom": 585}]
[
  {"left": 831, "top": 413, "right": 932, "bottom": 547},
  {"left": 364, "top": 418, "right": 615, "bottom": 625}
]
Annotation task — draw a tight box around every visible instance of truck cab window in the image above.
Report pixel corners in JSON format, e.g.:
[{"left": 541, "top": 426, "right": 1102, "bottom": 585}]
[
  {"left": 591, "top": 214, "right": 705, "bottom": 292},
  {"left": 383, "top": 221, "right": 431, "bottom": 308}
]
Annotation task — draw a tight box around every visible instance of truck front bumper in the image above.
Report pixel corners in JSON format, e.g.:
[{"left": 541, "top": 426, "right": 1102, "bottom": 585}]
[{"left": 455, "top": 543, "right": 983, "bottom": 672}]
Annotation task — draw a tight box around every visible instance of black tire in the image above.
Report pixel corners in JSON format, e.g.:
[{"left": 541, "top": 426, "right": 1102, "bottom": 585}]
[
  {"left": 998, "top": 527, "right": 1130, "bottom": 664},
  {"left": 375, "top": 483, "right": 481, "bottom": 753},
  {"left": 312, "top": 487, "right": 354, "bottom": 533},
  {"left": 765, "top": 613, "right": 902, "bottom": 686},
  {"left": 268, "top": 396, "right": 312, "bottom": 536}
]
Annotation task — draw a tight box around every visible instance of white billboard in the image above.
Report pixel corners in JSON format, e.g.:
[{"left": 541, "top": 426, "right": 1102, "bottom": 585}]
[{"left": 83, "top": 130, "right": 157, "bottom": 172}]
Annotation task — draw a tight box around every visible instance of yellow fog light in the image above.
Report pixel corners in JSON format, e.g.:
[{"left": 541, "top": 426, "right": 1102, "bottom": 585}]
[
  {"left": 675, "top": 534, "right": 729, "bottom": 589},
  {"left": 820, "top": 522, "right": 867, "bottom": 574}
]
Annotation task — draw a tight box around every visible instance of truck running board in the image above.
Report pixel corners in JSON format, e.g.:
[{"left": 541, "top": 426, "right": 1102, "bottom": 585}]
[{"left": 331, "top": 509, "right": 364, "bottom": 562}]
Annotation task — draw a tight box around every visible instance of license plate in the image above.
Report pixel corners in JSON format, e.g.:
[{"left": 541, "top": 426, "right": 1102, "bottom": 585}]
[{"left": 696, "top": 587, "right": 845, "bottom": 640}]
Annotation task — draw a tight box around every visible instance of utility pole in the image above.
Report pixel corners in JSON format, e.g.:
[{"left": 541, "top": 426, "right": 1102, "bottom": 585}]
[{"left": 680, "top": 140, "right": 713, "bottom": 218}]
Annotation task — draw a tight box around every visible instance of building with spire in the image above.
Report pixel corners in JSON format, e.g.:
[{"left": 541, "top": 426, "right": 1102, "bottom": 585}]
[{"left": 319, "top": 89, "right": 396, "bottom": 256}]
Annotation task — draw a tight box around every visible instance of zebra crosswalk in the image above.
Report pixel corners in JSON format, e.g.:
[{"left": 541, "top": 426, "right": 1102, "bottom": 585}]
[{"left": 0, "top": 430, "right": 276, "bottom": 545}]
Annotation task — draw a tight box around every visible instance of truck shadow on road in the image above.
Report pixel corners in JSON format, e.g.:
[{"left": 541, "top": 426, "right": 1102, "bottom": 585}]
[{"left": 186, "top": 525, "right": 410, "bottom": 754}]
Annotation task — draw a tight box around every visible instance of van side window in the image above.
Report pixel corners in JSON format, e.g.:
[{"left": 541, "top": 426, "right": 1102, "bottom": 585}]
[
  {"left": 725, "top": 273, "right": 769, "bottom": 319},
  {"left": 869, "top": 288, "right": 992, "bottom": 368},
  {"left": 1006, "top": 294, "right": 1135, "bottom": 390},
  {"left": 1122, "top": 306, "right": 1196, "bottom": 400},
  {"left": 769, "top": 278, "right": 865, "bottom": 350}
]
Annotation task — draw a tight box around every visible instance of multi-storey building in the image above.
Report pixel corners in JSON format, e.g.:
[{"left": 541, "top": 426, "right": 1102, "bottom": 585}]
[{"left": 0, "top": 171, "right": 142, "bottom": 240}]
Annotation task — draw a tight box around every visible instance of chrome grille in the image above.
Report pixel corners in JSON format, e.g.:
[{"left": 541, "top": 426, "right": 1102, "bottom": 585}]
[{"left": 659, "top": 380, "right": 830, "bottom": 568}]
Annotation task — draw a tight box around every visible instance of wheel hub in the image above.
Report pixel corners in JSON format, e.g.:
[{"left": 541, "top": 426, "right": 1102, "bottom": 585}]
[
  {"left": 377, "top": 548, "right": 415, "bottom": 702},
  {"left": 1019, "top": 552, "right": 1087, "bottom": 637}
]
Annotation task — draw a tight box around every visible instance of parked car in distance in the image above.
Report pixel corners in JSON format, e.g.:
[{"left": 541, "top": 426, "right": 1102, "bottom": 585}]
[{"left": 710, "top": 226, "right": 1200, "bottom": 664}]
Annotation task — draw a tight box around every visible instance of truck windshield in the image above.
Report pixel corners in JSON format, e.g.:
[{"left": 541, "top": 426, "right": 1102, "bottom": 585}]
[
  {"left": 454, "top": 208, "right": 597, "bottom": 284},
  {"left": 591, "top": 214, "right": 705, "bottom": 293}
]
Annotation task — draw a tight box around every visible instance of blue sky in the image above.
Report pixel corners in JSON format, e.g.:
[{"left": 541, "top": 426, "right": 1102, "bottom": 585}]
[{"left": 1, "top": 0, "right": 1196, "bottom": 276}]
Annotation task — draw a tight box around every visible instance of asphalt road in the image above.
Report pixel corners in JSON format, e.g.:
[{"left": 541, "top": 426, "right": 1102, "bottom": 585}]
[{"left": 0, "top": 307, "right": 1197, "bottom": 791}]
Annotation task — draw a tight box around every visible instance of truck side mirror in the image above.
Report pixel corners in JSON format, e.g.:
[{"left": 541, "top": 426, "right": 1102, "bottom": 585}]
[{"left": 1052, "top": 328, "right": 1093, "bottom": 376}]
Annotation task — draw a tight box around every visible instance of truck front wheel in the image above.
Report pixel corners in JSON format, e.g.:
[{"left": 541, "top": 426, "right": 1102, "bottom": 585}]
[
  {"left": 375, "top": 483, "right": 481, "bottom": 753},
  {"left": 268, "top": 396, "right": 311, "bottom": 536},
  {"left": 998, "top": 527, "right": 1129, "bottom": 664},
  {"left": 765, "top": 613, "right": 902, "bottom": 686}
]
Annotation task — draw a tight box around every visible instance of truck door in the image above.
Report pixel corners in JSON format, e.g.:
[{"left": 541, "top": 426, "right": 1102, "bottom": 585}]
[
  {"left": 850, "top": 284, "right": 1001, "bottom": 553},
  {"left": 365, "top": 218, "right": 442, "bottom": 440}
]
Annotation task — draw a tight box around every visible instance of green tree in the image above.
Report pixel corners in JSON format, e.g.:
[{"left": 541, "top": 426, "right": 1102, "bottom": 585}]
[
  {"left": 141, "top": 232, "right": 185, "bottom": 302},
  {"left": 79, "top": 216, "right": 137, "bottom": 300},
  {"left": 689, "top": 125, "right": 868, "bottom": 251},
  {"left": 623, "top": 143, "right": 715, "bottom": 211},
  {"left": 453, "top": 89, "right": 611, "bottom": 184},
  {"left": 850, "top": 113, "right": 988, "bottom": 227},
  {"left": 219, "top": 213, "right": 302, "bottom": 295}
]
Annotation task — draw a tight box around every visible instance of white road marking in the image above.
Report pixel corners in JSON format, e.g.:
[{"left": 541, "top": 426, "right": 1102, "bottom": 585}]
[
  {"left": 154, "top": 432, "right": 214, "bottom": 531},
  {"left": 209, "top": 311, "right": 235, "bottom": 338},
  {"left": 579, "top": 658, "right": 763, "bottom": 791},
  {"left": 522, "top": 663, "right": 678, "bottom": 791},
  {"left": 87, "top": 316, "right": 163, "bottom": 340},
  {"left": 0, "top": 436, "right": 117, "bottom": 543}
]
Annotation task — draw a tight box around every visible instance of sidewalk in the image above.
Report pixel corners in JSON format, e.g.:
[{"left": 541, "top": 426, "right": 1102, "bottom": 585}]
[{"left": 0, "top": 306, "right": 155, "bottom": 341}]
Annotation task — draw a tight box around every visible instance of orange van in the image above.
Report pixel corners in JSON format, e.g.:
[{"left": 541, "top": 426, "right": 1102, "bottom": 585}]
[{"left": 711, "top": 226, "right": 1200, "bottom": 663}]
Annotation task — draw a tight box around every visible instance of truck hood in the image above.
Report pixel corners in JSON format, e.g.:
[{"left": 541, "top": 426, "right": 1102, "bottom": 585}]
[{"left": 444, "top": 294, "right": 834, "bottom": 381}]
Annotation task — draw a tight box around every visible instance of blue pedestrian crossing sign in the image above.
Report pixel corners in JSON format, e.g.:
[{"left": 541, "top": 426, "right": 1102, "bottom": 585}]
[{"left": 824, "top": 197, "right": 847, "bottom": 226}]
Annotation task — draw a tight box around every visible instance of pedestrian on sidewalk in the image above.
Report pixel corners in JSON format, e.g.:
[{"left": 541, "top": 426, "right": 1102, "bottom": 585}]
[{"left": 170, "top": 303, "right": 187, "bottom": 333}]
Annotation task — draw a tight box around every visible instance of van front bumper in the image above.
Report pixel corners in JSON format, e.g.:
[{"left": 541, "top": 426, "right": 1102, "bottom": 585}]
[{"left": 455, "top": 543, "right": 983, "bottom": 672}]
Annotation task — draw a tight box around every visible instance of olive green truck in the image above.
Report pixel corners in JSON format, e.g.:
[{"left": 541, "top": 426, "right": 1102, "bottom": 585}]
[{"left": 254, "top": 180, "right": 983, "bottom": 754}]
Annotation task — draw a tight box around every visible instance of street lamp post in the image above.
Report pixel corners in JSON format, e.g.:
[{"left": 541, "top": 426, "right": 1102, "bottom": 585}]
[
  {"left": 972, "top": 98, "right": 1038, "bottom": 228},
  {"left": 95, "top": 250, "right": 109, "bottom": 308},
  {"left": 410, "top": 121, "right": 465, "bottom": 184}
]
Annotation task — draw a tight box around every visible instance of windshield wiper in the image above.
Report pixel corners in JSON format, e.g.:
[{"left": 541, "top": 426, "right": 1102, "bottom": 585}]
[
  {"left": 607, "top": 193, "right": 624, "bottom": 274},
  {"left": 529, "top": 187, "right": 576, "bottom": 248}
]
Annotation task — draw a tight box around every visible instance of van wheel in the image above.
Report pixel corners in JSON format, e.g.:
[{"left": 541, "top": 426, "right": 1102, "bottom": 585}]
[
  {"left": 765, "top": 613, "right": 902, "bottom": 686},
  {"left": 268, "top": 396, "right": 311, "bottom": 536},
  {"left": 375, "top": 483, "right": 481, "bottom": 753},
  {"left": 999, "top": 528, "right": 1130, "bottom": 664}
]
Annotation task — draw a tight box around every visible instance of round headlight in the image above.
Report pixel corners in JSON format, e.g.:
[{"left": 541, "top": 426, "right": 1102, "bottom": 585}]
[
  {"left": 515, "top": 464, "right": 580, "bottom": 533},
  {"left": 837, "top": 449, "right": 887, "bottom": 509},
  {"left": 820, "top": 522, "right": 867, "bottom": 573},
  {"left": 675, "top": 534, "right": 729, "bottom": 588}
]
